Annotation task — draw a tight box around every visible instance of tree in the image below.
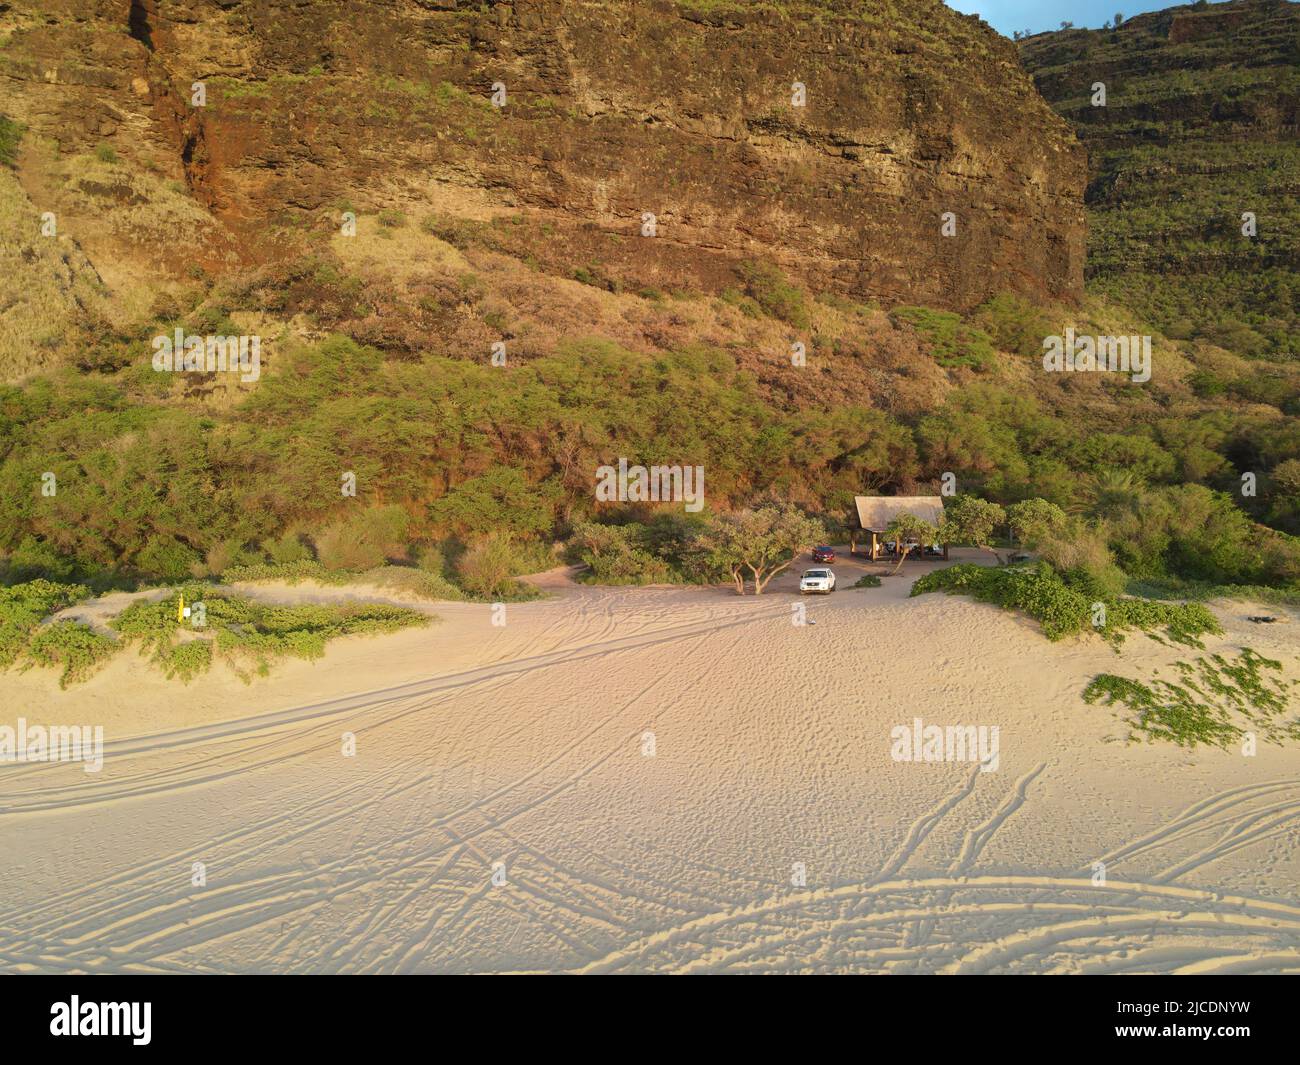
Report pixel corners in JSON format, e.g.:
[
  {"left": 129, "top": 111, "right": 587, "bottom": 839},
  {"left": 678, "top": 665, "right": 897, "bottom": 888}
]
[
  {"left": 883, "top": 512, "right": 938, "bottom": 574},
  {"left": 1077, "top": 469, "right": 1143, "bottom": 522},
  {"left": 697, "top": 504, "right": 825, "bottom": 595},
  {"left": 1114, "top": 12, "right": 1124, "bottom": 27},
  {"left": 940, "top": 496, "right": 1008, "bottom": 564},
  {"left": 1006, "top": 498, "right": 1068, "bottom": 549},
  {"left": 1270, "top": 458, "right": 1300, "bottom": 496}
]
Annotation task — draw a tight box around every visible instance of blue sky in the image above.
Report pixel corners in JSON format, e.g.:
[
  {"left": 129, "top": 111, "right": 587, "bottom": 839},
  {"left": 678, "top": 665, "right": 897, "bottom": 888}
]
[{"left": 944, "top": 0, "right": 1203, "bottom": 36}]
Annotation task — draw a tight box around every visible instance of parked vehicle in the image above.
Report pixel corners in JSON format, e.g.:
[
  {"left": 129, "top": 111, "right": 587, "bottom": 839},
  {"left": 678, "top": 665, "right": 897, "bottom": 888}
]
[
  {"left": 885, "top": 539, "right": 922, "bottom": 556},
  {"left": 799, "top": 568, "right": 836, "bottom": 595},
  {"left": 812, "top": 545, "right": 835, "bottom": 563}
]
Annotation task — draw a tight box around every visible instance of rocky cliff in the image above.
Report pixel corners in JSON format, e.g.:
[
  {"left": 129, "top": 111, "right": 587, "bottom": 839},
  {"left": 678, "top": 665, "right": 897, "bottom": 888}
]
[{"left": 1, "top": 0, "right": 1083, "bottom": 341}]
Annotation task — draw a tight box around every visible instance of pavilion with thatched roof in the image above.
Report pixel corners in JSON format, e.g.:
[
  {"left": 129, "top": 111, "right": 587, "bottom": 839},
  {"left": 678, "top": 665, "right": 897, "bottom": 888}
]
[{"left": 850, "top": 496, "right": 947, "bottom": 561}]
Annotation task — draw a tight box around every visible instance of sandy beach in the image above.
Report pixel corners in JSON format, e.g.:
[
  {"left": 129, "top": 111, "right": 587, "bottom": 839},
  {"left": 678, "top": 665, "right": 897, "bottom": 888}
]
[{"left": 2, "top": 553, "right": 1299, "bottom": 974}]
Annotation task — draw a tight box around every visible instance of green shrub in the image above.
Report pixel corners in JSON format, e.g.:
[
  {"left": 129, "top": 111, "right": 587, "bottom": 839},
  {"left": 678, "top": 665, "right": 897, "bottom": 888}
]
[
  {"left": 911, "top": 562, "right": 1222, "bottom": 645},
  {"left": 200, "top": 539, "right": 246, "bottom": 578},
  {"left": 736, "top": 261, "right": 810, "bottom": 330},
  {"left": 4, "top": 538, "right": 80, "bottom": 583},
  {"left": 975, "top": 293, "right": 1054, "bottom": 358},
  {"left": 134, "top": 536, "right": 203, "bottom": 580},
  {"left": 0, "top": 580, "right": 94, "bottom": 668},
  {"left": 315, "top": 506, "right": 410, "bottom": 572},
  {"left": 111, "top": 586, "right": 430, "bottom": 683},
  {"left": 262, "top": 532, "right": 312, "bottom": 565},
  {"left": 24, "top": 620, "right": 116, "bottom": 687},
  {"left": 456, "top": 533, "right": 540, "bottom": 600},
  {"left": 159, "top": 639, "right": 214, "bottom": 682},
  {"left": 892, "top": 306, "right": 996, "bottom": 371},
  {"left": 569, "top": 521, "right": 673, "bottom": 585}
]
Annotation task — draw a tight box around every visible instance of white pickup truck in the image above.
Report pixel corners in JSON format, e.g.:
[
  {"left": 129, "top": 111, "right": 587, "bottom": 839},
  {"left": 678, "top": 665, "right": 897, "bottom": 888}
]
[{"left": 799, "top": 568, "right": 836, "bottom": 595}]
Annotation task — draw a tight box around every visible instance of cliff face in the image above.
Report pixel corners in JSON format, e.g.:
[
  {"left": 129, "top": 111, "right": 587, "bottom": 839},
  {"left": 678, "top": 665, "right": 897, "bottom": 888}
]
[
  {"left": 0, "top": 0, "right": 1083, "bottom": 315},
  {"left": 1019, "top": 0, "right": 1299, "bottom": 355}
]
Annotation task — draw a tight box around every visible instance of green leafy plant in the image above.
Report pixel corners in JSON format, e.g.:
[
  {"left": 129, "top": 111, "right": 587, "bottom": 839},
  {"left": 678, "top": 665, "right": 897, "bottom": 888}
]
[
  {"left": 911, "top": 562, "right": 1221, "bottom": 645},
  {"left": 24, "top": 620, "right": 117, "bottom": 688},
  {"left": 1084, "top": 649, "right": 1298, "bottom": 748},
  {"left": 891, "top": 307, "right": 995, "bottom": 371},
  {"left": 0, "top": 581, "right": 108, "bottom": 684},
  {"left": 110, "top": 586, "right": 431, "bottom": 683}
]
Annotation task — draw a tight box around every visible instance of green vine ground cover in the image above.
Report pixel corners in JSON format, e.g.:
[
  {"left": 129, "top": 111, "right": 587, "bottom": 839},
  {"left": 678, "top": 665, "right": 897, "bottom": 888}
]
[
  {"left": 1, "top": 579, "right": 431, "bottom": 686},
  {"left": 1084, "top": 649, "right": 1299, "bottom": 749},
  {"left": 910, "top": 562, "right": 1221, "bottom": 645}
]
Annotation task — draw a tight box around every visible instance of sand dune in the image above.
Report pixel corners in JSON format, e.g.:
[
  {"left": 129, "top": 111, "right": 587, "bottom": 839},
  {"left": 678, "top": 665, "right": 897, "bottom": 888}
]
[{"left": 2, "top": 560, "right": 1298, "bottom": 973}]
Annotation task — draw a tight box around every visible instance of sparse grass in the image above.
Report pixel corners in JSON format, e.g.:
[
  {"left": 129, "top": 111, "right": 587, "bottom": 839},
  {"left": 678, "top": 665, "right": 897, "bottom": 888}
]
[
  {"left": 1126, "top": 578, "right": 1300, "bottom": 607},
  {"left": 221, "top": 560, "right": 467, "bottom": 602},
  {"left": 0, "top": 169, "right": 114, "bottom": 374},
  {"left": 572, "top": 263, "right": 622, "bottom": 293}
]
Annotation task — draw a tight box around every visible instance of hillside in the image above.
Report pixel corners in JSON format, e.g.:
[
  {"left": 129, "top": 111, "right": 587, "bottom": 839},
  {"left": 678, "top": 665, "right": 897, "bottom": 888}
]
[
  {"left": 0, "top": 1, "right": 1296, "bottom": 600},
  {"left": 0, "top": 0, "right": 1084, "bottom": 376},
  {"left": 1019, "top": 0, "right": 1300, "bottom": 356}
]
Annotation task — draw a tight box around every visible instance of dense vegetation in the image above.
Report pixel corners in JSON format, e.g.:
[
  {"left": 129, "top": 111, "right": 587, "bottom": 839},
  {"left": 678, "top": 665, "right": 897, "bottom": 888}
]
[
  {"left": 4, "top": 308, "right": 1298, "bottom": 595},
  {"left": 4, "top": 3, "right": 1300, "bottom": 616}
]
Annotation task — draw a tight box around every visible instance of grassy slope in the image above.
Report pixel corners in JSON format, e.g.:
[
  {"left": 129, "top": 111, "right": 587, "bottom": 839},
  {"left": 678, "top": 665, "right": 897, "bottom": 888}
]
[{"left": 1019, "top": 0, "right": 1300, "bottom": 356}]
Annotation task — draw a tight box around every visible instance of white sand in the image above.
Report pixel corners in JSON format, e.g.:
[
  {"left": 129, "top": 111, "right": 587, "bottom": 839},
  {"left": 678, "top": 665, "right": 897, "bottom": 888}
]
[{"left": 2, "top": 551, "right": 1298, "bottom": 973}]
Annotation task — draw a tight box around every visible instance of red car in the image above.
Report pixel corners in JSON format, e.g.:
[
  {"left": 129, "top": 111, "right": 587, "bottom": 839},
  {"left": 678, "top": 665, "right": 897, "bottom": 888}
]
[{"left": 812, "top": 545, "right": 835, "bottom": 563}]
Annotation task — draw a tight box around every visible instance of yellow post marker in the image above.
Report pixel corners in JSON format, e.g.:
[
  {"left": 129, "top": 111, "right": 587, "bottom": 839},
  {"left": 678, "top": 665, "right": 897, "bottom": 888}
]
[{"left": 177, "top": 593, "right": 185, "bottom": 623}]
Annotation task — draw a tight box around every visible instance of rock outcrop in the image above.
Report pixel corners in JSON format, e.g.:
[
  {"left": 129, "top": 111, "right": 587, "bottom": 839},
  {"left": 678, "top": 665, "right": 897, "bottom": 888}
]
[{"left": 0, "top": 0, "right": 1083, "bottom": 314}]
